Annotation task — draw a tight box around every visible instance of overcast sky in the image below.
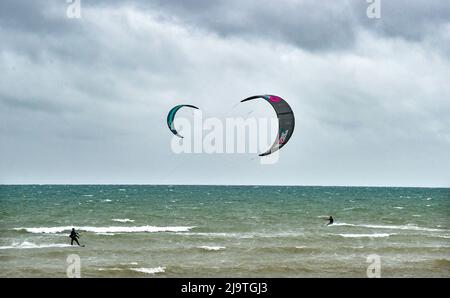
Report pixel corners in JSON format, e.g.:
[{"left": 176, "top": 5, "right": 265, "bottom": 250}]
[{"left": 1, "top": 0, "right": 449, "bottom": 187}]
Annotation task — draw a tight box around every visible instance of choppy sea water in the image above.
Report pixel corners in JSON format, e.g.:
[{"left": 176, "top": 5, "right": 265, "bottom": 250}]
[{"left": 0, "top": 185, "right": 448, "bottom": 277}]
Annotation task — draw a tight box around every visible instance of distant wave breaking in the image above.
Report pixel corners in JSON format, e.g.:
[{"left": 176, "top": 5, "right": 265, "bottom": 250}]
[
  {"left": 330, "top": 223, "right": 447, "bottom": 232},
  {"left": 111, "top": 219, "right": 135, "bottom": 223},
  {"left": 0, "top": 241, "right": 72, "bottom": 250},
  {"left": 14, "top": 226, "right": 195, "bottom": 234},
  {"left": 337, "top": 233, "right": 393, "bottom": 238},
  {"left": 130, "top": 267, "right": 166, "bottom": 274},
  {"left": 198, "top": 246, "right": 226, "bottom": 251}
]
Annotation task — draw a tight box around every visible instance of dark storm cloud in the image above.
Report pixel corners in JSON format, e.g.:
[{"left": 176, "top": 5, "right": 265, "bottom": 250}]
[
  {"left": 85, "top": 0, "right": 450, "bottom": 51},
  {"left": 2, "top": 0, "right": 449, "bottom": 52}
]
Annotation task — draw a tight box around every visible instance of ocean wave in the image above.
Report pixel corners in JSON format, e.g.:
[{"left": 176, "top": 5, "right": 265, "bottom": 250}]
[
  {"left": 337, "top": 233, "right": 393, "bottom": 238},
  {"left": 180, "top": 232, "right": 255, "bottom": 239},
  {"left": 393, "top": 207, "right": 404, "bottom": 209},
  {"left": 434, "top": 235, "right": 450, "bottom": 239},
  {"left": 97, "top": 268, "right": 123, "bottom": 271},
  {"left": 0, "top": 241, "right": 72, "bottom": 250},
  {"left": 102, "top": 199, "right": 112, "bottom": 202},
  {"left": 330, "top": 223, "right": 447, "bottom": 232},
  {"left": 198, "top": 246, "right": 226, "bottom": 251},
  {"left": 14, "top": 226, "right": 195, "bottom": 234},
  {"left": 179, "top": 231, "right": 304, "bottom": 239},
  {"left": 111, "top": 219, "right": 135, "bottom": 223},
  {"left": 252, "top": 246, "right": 317, "bottom": 253},
  {"left": 343, "top": 207, "right": 356, "bottom": 211},
  {"left": 130, "top": 267, "right": 165, "bottom": 274}
]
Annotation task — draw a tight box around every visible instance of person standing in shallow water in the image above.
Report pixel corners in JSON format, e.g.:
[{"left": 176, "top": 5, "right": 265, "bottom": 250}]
[{"left": 69, "top": 228, "right": 82, "bottom": 246}]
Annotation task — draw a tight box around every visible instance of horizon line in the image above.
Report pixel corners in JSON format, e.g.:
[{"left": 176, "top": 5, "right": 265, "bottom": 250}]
[{"left": 0, "top": 183, "right": 448, "bottom": 189}]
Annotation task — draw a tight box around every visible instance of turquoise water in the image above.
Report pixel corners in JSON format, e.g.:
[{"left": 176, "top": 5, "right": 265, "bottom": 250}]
[{"left": 0, "top": 185, "right": 449, "bottom": 277}]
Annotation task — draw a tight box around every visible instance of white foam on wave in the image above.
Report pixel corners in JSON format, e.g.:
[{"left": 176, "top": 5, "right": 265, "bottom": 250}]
[
  {"left": 14, "top": 226, "right": 195, "bottom": 234},
  {"left": 97, "top": 268, "right": 123, "bottom": 271},
  {"left": 111, "top": 219, "right": 135, "bottom": 223},
  {"left": 180, "top": 231, "right": 304, "bottom": 239},
  {"left": 130, "top": 267, "right": 165, "bottom": 274},
  {"left": 330, "top": 223, "right": 446, "bottom": 232},
  {"left": 180, "top": 232, "right": 254, "bottom": 239},
  {"left": 0, "top": 241, "right": 72, "bottom": 250},
  {"left": 338, "top": 233, "right": 392, "bottom": 238},
  {"left": 102, "top": 199, "right": 112, "bottom": 202},
  {"left": 393, "top": 206, "right": 404, "bottom": 209},
  {"left": 435, "top": 235, "right": 450, "bottom": 239},
  {"left": 83, "top": 194, "right": 94, "bottom": 197},
  {"left": 198, "top": 246, "right": 226, "bottom": 251}
]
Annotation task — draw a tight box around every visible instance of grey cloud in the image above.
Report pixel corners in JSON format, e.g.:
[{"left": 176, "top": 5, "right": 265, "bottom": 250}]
[
  {"left": 0, "top": 0, "right": 83, "bottom": 35},
  {"left": 0, "top": 0, "right": 449, "bottom": 186},
  {"left": 85, "top": 0, "right": 450, "bottom": 52},
  {"left": 3, "top": 0, "right": 449, "bottom": 53},
  {"left": 0, "top": 93, "right": 66, "bottom": 113}
]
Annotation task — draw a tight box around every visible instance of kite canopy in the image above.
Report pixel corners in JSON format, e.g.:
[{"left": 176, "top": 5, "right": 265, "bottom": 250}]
[
  {"left": 167, "top": 104, "right": 199, "bottom": 138},
  {"left": 241, "top": 95, "right": 295, "bottom": 156}
]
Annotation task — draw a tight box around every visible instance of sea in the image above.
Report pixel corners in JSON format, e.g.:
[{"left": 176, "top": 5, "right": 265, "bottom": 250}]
[{"left": 0, "top": 185, "right": 448, "bottom": 277}]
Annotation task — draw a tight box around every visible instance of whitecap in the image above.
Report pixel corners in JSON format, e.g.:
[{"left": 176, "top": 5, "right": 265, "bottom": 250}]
[
  {"left": 435, "top": 235, "right": 450, "bottom": 239},
  {"left": 14, "top": 226, "right": 194, "bottom": 234},
  {"left": 111, "top": 219, "right": 135, "bottom": 223},
  {"left": 0, "top": 241, "right": 72, "bottom": 250},
  {"left": 198, "top": 246, "right": 226, "bottom": 251},
  {"left": 130, "top": 267, "right": 165, "bottom": 274},
  {"left": 329, "top": 223, "right": 446, "bottom": 232},
  {"left": 337, "top": 233, "right": 392, "bottom": 238},
  {"left": 97, "top": 268, "right": 123, "bottom": 271}
]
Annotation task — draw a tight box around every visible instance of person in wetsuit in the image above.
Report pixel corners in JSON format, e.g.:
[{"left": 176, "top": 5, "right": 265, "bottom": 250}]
[
  {"left": 327, "top": 216, "right": 334, "bottom": 226},
  {"left": 69, "top": 228, "right": 81, "bottom": 246}
]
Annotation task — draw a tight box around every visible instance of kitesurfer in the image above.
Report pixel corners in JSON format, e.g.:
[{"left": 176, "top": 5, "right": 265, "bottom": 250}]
[
  {"left": 327, "top": 216, "right": 334, "bottom": 226},
  {"left": 69, "top": 228, "right": 82, "bottom": 246}
]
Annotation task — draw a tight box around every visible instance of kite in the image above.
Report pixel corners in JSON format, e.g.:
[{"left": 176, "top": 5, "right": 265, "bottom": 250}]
[
  {"left": 241, "top": 95, "right": 294, "bottom": 156},
  {"left": 167, "top": 104, "right": 199, "bottom": 138}
]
